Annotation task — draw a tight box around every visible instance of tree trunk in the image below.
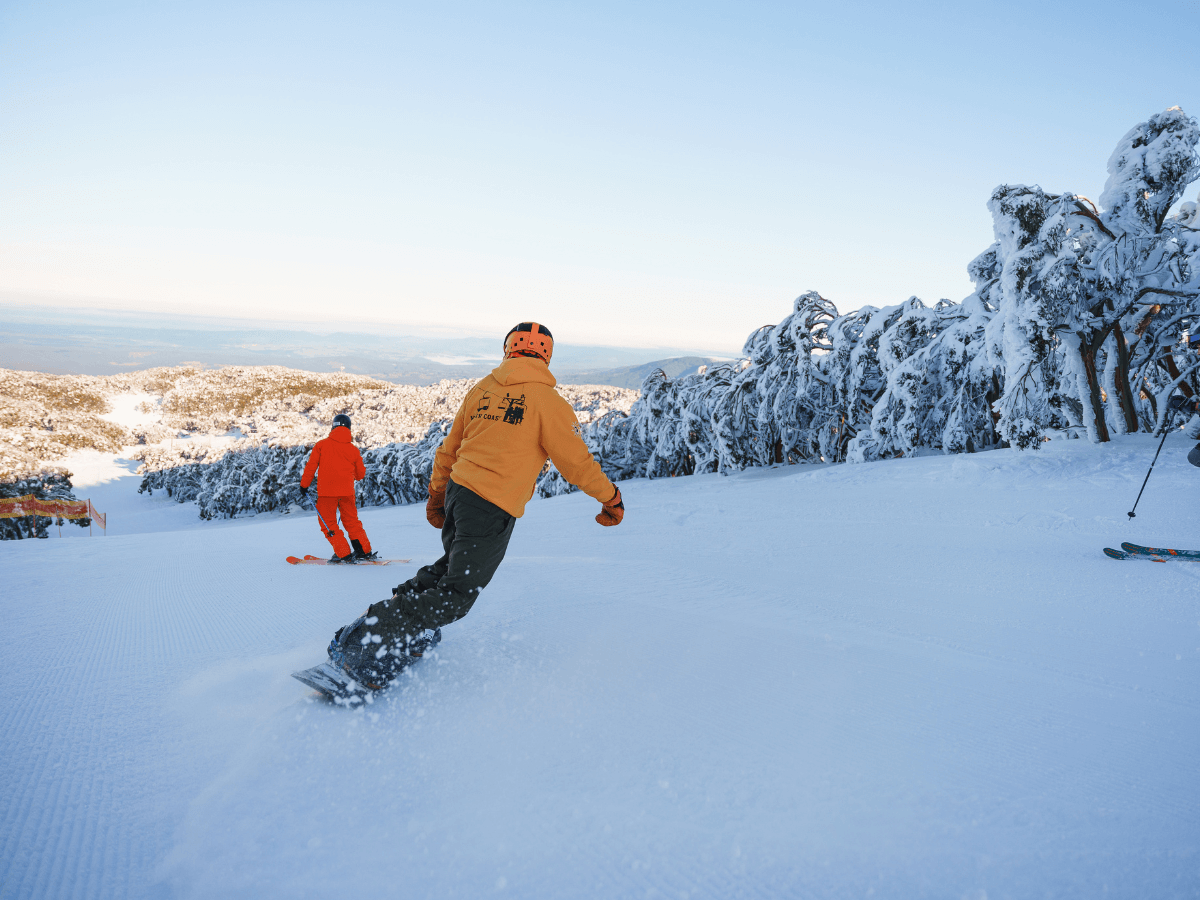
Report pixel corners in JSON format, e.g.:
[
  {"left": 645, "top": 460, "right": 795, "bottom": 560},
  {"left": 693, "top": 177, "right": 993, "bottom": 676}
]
[
  {"left": 1079, "top": 337, "right": 1111, "bottom": 443},
  {"left": 986, "top": 372, "right": 1004, "bottom": 447},
  {"left": 1111, "top": 322, "right": 1140, "bottom": 433},
  {"left": 1161, "top": 351, "right": 1195, "bottom": 398}
]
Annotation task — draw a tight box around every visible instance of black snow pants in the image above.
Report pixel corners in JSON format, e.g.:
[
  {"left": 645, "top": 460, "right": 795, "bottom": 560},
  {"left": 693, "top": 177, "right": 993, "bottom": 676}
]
[{"left": 368, "top": 479, "right": 516, "bottom": 642}]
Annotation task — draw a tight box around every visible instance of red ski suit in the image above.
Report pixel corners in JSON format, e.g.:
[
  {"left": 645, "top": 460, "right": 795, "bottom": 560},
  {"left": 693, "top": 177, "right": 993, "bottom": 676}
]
[{"left": 300, "top": 426, "right": 371, "bottom": 558}]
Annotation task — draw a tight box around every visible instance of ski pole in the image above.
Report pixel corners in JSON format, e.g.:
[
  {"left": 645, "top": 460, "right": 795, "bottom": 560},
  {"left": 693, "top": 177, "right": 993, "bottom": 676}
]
[
  {"left": 1128, "top": 421, "right": 1174, "bottom": 520},
  {"left": 313, "top": 503, "right": 336, "bottom": 537},
  {"left": 300, "top": 488, "right": 336, "bottom": 537}
]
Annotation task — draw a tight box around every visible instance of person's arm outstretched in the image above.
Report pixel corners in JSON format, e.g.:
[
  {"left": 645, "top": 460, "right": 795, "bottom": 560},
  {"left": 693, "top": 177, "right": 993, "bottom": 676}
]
[{"left": 542, "top": 399, "right": 623, "bottom": 526}]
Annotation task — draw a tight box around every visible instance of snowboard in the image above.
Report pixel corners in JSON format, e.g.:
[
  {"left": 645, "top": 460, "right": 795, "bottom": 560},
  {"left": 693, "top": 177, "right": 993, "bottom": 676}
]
[
  {"left": 293, "top": 658, "right": 432, "bottom": 705},
  {"left": 291, "top": 661, "right": 374, "bottom": 705},
  {"left": 292, "top": 628, "right": 442, "bottom": 705},
  {"left": 286, "top": 554, "right": 411, "bottom": 566}
]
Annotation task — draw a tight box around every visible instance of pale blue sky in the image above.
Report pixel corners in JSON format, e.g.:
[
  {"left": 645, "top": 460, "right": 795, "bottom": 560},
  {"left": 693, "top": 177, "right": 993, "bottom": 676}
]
[{"left": 2, "top": 0, "right": 1198, "bottom": 350}]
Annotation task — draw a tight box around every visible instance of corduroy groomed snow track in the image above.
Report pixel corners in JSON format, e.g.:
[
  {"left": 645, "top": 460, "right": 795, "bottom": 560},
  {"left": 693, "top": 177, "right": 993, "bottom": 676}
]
[{"left": 2, "top": 435, "right": 1199, "bottom": 899}]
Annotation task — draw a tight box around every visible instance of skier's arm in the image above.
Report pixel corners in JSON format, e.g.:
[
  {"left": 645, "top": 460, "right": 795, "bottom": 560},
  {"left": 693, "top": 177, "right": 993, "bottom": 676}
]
[
  {"left": 542, "top": 398, "right": 616, "bottom": 505},
  {"left": 300, "top": 443, "right": 321, "bottom": 490},
  {"left": 1169, "top": 394, "right": 1200, "bottom": 414},
  {"left": 354, "top": 447, "right": 366, "bottom": 481}
]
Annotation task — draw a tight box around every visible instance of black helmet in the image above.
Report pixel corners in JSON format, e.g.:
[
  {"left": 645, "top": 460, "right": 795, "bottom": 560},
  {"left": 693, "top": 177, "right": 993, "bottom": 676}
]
[{"left": 332, "top": 414, "right": 352, "bottom": 430}]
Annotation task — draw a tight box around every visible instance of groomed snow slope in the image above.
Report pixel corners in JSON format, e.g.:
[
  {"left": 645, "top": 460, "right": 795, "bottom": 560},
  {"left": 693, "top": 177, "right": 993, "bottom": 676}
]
[{"left": 2, "top": 436, "right": 1199, "bottom": 899}]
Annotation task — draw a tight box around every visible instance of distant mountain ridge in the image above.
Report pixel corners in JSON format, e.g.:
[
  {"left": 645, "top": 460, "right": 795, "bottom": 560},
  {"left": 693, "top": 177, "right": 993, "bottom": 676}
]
[
  {"left": 560, "top": 357, "right": 725, "bottom": 389},
  {"left": 0, "top": 305, "right": 737, "bottom": 385}
]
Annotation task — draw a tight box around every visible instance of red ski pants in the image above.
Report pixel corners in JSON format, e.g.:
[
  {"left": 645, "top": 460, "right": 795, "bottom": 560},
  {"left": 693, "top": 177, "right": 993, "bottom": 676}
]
[{"left": 314, "top": 496, "right": 371, "bottom": 559}]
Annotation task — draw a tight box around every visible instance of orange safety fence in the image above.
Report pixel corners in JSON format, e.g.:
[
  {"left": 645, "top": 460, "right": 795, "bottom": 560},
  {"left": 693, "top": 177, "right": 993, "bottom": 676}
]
[{"left": 0, "top": 494, "right": 105, "bottom": 528}]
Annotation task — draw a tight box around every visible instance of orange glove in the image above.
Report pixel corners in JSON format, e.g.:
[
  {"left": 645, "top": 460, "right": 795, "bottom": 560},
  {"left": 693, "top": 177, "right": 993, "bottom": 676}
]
[
  {"left": 426, "top": 486, "right": 446, "bottom": 529},
  {"left": 595, "top": 487, "right": 624, "bottom": 526}
]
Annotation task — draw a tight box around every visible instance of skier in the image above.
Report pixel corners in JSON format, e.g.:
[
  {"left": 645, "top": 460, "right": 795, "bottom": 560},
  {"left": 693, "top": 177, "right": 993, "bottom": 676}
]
[
  {"left": 1169, "top": 394, "right": 1199, "bottom": 415},
  {"left": 299, "top": 414, "right": 377, "bottom": 563},
  {"left": 323, "top": 322, "right": 625, "bottom": 690}
]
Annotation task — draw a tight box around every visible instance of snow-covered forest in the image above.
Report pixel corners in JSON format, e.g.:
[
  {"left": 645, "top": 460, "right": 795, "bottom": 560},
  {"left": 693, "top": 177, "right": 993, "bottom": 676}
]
[
  {"left": 130, "top": 370, "right": 635, "bottom": 519},
  {"left": 0, "top": 369, "right": 135, "bottom": 478},
  {"left": 536, "top": 108, "right": 1200, "bottom": 494},
  {"left": 0, "top": 365, "right": 633, "bottom": 524}
]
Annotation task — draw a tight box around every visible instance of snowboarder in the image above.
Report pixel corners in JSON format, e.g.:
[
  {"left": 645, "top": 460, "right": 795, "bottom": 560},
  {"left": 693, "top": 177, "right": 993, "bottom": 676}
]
[
  {"left": 323, "top": 322, "right": 625, "bottom": 690},
  {"left": 299, "top": 414, "right": 377, "bottom": 563}
]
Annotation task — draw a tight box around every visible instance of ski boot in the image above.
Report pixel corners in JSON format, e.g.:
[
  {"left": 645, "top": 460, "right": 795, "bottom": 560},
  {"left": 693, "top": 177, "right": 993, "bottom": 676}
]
[
  {"left": 351, "top": 539, "right": 379, "bottom": 562},
  {"left": 328, "top": 553, "right": 357, "bottom": 564}
]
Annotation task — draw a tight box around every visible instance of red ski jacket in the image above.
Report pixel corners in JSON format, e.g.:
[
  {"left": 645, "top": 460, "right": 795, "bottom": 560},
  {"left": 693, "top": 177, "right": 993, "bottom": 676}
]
[{"left": 300, "top": 426, "right": 366, "bottom": 497}]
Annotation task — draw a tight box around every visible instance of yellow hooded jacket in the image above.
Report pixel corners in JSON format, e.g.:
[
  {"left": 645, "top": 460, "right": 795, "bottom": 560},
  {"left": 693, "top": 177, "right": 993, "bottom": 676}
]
[{"left": 429, "top": 356, "right": 616, "bottom": 517}]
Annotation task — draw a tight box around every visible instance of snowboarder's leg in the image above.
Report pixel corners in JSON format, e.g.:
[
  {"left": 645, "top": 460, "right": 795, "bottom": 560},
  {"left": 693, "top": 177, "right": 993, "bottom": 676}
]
[
  {"left": 324, "top": 482, "right": 508, "bottom": 689},
  {"left": 325, "top": 613, "right": 442, "bottom": 691},
  {"left": 391, "top": 552, "right": 448, "bottom": 597},
  {"left": 371, "top": 480, "right": 515, "bottom": 637},
  {"left": 336, "top": 496, "right": 372, "bottom": 554},
  {"left": 315, "top": 496, "right": 353, "bottom": 559},
  {"left": 387, "top": 481, "right": 473, "bottom": 597}
]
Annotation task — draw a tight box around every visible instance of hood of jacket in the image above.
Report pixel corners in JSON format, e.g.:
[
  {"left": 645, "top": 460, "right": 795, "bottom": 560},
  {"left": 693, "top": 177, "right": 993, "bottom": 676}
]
[
  {"left": 329, "top": 426, "right": 353, "bottom": 442},
  {"left": 491, "top": 356, "right": 556, "bottom": 387}
]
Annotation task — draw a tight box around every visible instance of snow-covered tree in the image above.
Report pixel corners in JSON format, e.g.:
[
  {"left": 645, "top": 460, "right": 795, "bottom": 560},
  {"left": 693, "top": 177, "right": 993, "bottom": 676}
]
[
  {"left": 0, "top": 472, "right": 88, "bottom": 540},
  {"left": 853, "top": 294, "right": 1000, "bottom": 460},
  {"left": 983, "top": 109, "right": 1200, "bottom": 445}
]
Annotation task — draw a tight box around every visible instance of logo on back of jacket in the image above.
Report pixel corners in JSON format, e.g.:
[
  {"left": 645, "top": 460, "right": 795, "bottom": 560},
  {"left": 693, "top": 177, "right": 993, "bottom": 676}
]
[{"left": 475, "top": 391, "right": 527, "bottom": 426}]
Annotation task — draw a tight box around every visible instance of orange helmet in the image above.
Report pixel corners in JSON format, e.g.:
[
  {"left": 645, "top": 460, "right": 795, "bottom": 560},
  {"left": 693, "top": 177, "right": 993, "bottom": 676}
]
[{"left": 503, "top": 322, "right": 553, "bottom": 363}]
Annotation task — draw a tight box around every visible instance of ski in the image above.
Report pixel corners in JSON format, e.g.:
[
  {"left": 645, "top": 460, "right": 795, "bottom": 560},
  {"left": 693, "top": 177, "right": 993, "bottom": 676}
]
[
  {"left": 1103, "top": 547, "right": 1165, "bottom": 562},
  {"left": 1120, "top": 542, "right": 1200, "bottom": 561},
  {"left": 286, "top": 555, "right": 411, "bottom": 566}
]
